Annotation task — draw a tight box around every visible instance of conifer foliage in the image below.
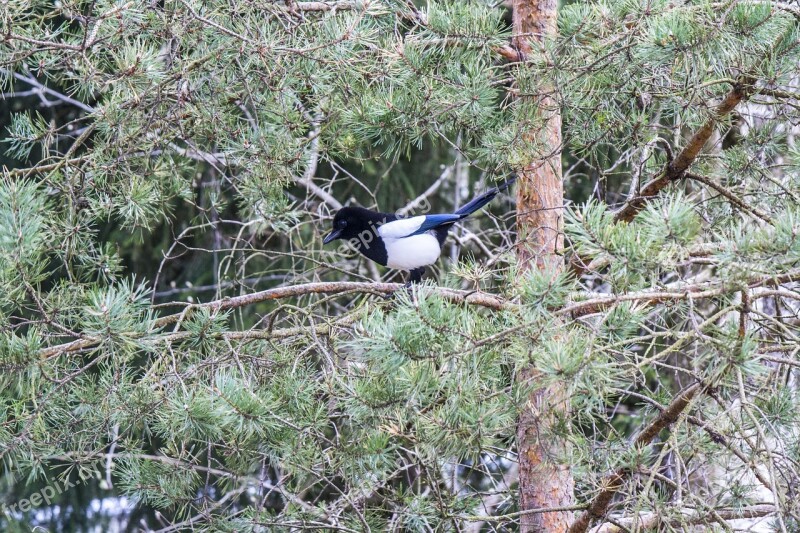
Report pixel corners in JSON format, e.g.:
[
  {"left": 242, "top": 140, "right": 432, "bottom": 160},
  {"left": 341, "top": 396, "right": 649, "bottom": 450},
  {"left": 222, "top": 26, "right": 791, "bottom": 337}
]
[{"left": 1, "top": 0, "right": 800, "bottom": 530}]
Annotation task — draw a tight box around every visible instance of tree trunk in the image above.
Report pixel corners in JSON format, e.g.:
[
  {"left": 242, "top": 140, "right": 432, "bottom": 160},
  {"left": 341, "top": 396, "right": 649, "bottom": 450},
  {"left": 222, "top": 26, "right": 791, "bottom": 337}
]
[{"left": 512, "top": 0, "right": 575, "bottom": 531}]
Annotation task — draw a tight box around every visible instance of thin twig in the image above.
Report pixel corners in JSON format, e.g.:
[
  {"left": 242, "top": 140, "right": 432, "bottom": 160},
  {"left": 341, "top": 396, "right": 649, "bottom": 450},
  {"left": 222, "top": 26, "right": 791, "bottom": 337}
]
[{"left": 0, "top": 68, "right": 94, "bottom": 113}]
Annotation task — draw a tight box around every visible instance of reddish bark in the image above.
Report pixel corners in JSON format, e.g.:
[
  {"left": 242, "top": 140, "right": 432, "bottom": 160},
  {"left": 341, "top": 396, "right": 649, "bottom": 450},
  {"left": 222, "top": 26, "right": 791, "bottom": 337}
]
[
  {"left": 512, "top": 0, "right": 575, "bottom": 531},
  {"left": 512, "top": 0, "right": 562, "bottom": 271}
]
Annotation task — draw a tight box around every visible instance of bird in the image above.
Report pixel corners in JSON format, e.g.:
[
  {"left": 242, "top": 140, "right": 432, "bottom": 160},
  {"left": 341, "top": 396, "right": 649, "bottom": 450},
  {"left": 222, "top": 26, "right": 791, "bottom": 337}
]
[{"left": 323, "top": 175, "right": 516, "bottom": 284}]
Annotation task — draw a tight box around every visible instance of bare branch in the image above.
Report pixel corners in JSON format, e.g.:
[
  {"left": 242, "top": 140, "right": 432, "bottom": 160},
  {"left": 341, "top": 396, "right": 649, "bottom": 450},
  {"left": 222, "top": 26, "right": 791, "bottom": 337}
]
[
  {"left": 0, "top": 68, "right": 94, "bottom": 113},
  {"left": 291, "top": 1, "right": 359, "bottom": 11},
  {"left": 591, "top": 504, "right": 777, "bottom": 533},
  {"left": 296, "top": 111, "right": 342, "bottom": 211},
  {"left": 396, "top": 164, "right": 453, "bottom": 216}
]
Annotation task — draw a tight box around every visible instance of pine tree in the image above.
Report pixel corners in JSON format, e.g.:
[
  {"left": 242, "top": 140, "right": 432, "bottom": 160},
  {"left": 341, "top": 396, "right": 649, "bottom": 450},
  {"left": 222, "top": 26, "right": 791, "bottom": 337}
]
[{"left": 1, "top": 0, "right": 800, "bottom": 531}]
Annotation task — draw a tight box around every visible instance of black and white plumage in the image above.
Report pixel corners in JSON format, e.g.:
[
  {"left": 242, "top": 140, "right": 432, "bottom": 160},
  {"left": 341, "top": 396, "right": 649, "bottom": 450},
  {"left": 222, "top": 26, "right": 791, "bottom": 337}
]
[{"left": 323, "top": 175, "right": 516, "bottom": 283}]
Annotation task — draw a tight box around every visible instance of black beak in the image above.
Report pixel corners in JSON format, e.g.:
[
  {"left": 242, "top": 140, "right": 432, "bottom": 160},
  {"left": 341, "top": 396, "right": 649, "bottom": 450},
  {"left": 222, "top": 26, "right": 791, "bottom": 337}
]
[{"left": 323, "top": 228, "right": 343, "bottom": 244}]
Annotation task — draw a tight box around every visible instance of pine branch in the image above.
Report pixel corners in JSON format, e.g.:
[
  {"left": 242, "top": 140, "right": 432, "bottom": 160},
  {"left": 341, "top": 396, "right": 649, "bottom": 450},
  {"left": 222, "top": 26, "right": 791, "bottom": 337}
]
[
  {"left": 162, "top": 134, "right": 342, "bottom": 210},
  {"left": 177, "top": 0, "right": 256, "bottom": 45},
  {"left": 291, "top": 1, "right": 359, "bottom": 11},
  {"left": 36, "top": 282, "right": 509, "bottom": 359},
  {"left": 36, "top": 267, "right": 800, "bottom": 359},
  {"left": 613, "top": 78, "right": 755, "bottom": 224},
  {"left": 458, "top": 504, "right": 589, "bottom": 523},
  {"left": 617, "top": 390, "right": 777, "bottom": 493},
  {"left": 570, "top": 79, "right": 759, "bottom": 277},
  {"left": 1, "top": 32, "right": 83, "bottom": 51},
  {"left": 560, "top": 268, "right": 800, "bottom": 317},
  {"left": 3, "top": 157, "right": 89, "bottom": 177},
  {"left": 51, "top": 451, "right": 328, "bottom": 521},
  {"left": 150, "top": 283, "right": 507, "bottom": 329},
  {"left": 591, "top": 504, "right": 777, "bottom": 533},
  {"left": 568, "top": 383, "right": 704, "bottom": 533},
  {"left": 757, "top": 86, "right": 800, "bottom": 102}
]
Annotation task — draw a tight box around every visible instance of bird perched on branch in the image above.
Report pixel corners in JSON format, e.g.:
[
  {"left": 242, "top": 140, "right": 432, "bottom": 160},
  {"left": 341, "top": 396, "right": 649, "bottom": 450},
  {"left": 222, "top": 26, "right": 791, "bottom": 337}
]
[{"left": 323, "top": 175, "right": 517, "bottom": 283}]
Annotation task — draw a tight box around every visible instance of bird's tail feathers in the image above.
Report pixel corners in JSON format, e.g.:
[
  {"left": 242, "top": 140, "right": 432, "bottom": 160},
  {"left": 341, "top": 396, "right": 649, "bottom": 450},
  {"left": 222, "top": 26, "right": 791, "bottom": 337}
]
[{"left": 454, "top": 173, "right": 517, "bottom": 217}]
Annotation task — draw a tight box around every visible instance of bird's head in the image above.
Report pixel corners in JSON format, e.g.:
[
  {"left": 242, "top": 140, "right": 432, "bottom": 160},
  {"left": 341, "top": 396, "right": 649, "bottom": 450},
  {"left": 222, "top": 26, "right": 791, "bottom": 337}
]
[{"left": 323, "top": 207, "right": 368, "bottom": 245}]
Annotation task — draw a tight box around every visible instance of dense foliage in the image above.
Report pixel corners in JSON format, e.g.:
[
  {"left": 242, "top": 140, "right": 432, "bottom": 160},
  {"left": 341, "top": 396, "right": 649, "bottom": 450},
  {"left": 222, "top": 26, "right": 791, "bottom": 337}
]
[{"left": 1, "top": 0, "right": 800, "bottom": 531}]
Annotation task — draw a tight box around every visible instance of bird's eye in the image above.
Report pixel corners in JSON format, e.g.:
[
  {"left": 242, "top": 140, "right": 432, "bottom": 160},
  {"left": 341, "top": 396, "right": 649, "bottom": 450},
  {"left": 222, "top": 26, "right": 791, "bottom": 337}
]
[{"left": 337, "top": 220, "right": 348, "bottom": 229}]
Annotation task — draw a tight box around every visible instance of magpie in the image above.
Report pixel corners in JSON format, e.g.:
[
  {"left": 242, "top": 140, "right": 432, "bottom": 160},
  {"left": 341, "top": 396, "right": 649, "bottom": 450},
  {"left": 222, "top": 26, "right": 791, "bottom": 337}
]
[{"left": 323, "top": 175, "right": 516, "bottom": 283}]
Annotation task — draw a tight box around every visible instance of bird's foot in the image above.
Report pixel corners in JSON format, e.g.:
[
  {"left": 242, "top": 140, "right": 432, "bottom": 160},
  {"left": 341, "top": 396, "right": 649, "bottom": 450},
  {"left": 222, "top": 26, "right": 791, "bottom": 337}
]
[
  {"left": 407, "top": 268, "right": 425, "bottom": 285},
  {"left": 381, "top": 280, "right": 417, "bottom": 302}
]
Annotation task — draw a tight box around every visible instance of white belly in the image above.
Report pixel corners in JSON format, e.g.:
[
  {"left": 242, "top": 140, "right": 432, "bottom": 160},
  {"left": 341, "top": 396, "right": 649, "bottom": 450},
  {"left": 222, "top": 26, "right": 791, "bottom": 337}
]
[{"left": 384, "top": 233, "right": 441, "bottom": 270}]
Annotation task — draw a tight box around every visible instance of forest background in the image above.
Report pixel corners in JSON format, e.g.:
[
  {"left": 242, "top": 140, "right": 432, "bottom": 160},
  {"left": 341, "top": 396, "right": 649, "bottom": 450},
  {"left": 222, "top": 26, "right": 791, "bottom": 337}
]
[{"left": 1, "top": 0, "right": 800, "bottom": 531}]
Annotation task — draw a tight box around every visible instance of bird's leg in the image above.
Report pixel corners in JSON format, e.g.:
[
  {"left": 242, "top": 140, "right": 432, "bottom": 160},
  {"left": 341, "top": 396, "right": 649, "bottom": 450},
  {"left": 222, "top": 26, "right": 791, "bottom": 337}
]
[{"left": 405, "top": 267, "right": 425, "bottom": 288}]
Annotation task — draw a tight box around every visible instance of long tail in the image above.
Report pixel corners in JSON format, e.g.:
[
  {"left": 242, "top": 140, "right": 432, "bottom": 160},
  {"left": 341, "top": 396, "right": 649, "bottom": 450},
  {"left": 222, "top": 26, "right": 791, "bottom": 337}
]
[{"left": 454, "top": 173, "right": 517, "bottom": 217}]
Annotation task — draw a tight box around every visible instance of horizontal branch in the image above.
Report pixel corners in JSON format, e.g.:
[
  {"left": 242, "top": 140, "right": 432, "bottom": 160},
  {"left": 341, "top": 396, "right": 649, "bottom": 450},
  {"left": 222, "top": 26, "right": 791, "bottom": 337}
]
[
  {"left": 37, "top": 282, "right": 508, "bottom": 359},
  {"left": 591, "top": 504, "right": 777, "bottom": 533},
  {"left": 291, "top": 1, "right": 358, "bottom": 11},
  {"left": 36, "top": 268, "right": 800, "bottom": 359},
  {"left": 152, "top": 282, "right": 507, "bottom": 328},
  {"left": 3, "top": 157, "right": 88, "bottom": 178},
  {"left": 149, "top": 312, "right": 363, "bottom": 347},
  {"left": 560, "top": 268, "right": 800, "bottom": 318},
  {"left": 458, "top": 504, "right": 590, "bottom": 523},
  {"left": 577, "top": 241, "right": 721, "bottom": 277},
  {"left": 568, "top": 383, "right": 704, "bottom": 533}
]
